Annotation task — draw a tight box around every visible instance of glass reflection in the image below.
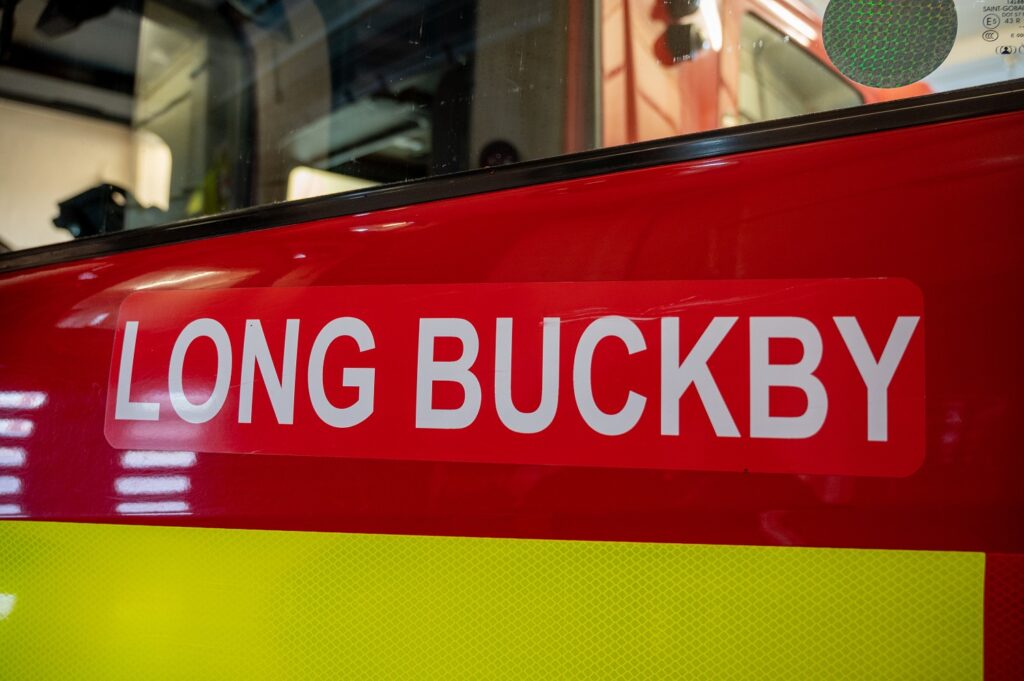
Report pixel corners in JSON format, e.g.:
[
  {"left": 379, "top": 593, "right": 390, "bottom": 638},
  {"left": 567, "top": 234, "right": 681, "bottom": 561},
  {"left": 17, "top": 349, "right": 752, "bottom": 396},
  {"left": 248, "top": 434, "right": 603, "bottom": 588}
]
[
  {"left": 0, "top": 393, "right": 34, "bottom": 518},
  {"left": 114, "top": 475, "right": 189, "bottom": 495},
  {"left": 115, "top": 450, "right": 195, "bottom": 516},
  {"left": 0, "top": 476, "right": 23, "bottom": 494},
  {"left": 0, "top": 593, "right": 15, "bottom": 620},
  {"left": 0, "top": 447, "right": 26, "bottom": 467},
  {"left": 0, "top": 419, "right": 33, "bottom": 438},
  {"left": 115, "top": 501, "right": 190, "bottom": 515},
  {"left": 121, "top": 450, "right": 197, "bottom": 469},
  {"left": 0, "top": 504, "right": 23, "bottom": 517},
  {"left": 0, "top": 391, "right": 46, "bottom": 410}
]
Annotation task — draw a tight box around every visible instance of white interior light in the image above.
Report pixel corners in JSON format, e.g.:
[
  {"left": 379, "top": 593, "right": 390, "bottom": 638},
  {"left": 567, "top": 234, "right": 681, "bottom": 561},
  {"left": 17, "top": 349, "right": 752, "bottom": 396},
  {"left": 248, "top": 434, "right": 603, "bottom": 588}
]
[
  {"left": 760, "top": 0, "right": 817, "bottom": 45},
  {"left": 133, "top": 129, "right": 172, "bottom": 211},
  {"left": 116, "top": 501, "right": 190, "bottom": 515},
  {"left": 121, "top": 451, "right": 197, "bottom": 469},
  {"left": 115, "top": 475, "right": 190, "bottom": 495},
  {"left": 0, "top": 476, "right": 22, "bottom": 494},
  {"left": 0, "top": 419, "right": 33, "bottom": 438},
  {"left": 0, "top": 447, "right": 26, "bottom": 467},
  {"left": 700, "top": 0, "right": 724, "bottom": 51},
  {"left": 0, "top": 392, "right": 46, "bottom": 410},
  {"left": 287, "top": 166, "right": 378, "bottom": 201}
]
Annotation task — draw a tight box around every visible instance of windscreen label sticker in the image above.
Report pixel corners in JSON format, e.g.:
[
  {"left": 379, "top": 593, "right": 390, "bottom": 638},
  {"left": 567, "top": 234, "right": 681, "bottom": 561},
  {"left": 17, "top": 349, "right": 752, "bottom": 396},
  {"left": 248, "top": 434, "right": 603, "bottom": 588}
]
[
  {"left": 981, "top": 3, "right": 1024, "bottom": 55},
  {"left": 105, "top": 280, "right": 924, "bottom": 476}
]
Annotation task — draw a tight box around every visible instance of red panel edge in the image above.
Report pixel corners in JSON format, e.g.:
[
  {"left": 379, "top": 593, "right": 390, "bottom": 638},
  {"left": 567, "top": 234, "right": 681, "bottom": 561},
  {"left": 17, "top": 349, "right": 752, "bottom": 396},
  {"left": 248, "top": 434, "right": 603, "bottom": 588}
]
[{"left": 985, "top": 553, "right": 1024, "bottom": 681}]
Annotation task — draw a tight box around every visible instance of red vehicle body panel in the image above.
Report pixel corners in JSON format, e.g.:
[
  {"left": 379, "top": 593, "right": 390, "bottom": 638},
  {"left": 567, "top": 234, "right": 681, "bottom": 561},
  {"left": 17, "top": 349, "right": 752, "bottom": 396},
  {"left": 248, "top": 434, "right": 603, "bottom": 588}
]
[
  {"left": 0, "top": 1, "right": 1019, "bottom": 676},
  {"left": 0, "top": 79, "right": 1022, "bottom": 676},
  {"left": 0, "top": 109, "right": 1020, "bottom": 558}
]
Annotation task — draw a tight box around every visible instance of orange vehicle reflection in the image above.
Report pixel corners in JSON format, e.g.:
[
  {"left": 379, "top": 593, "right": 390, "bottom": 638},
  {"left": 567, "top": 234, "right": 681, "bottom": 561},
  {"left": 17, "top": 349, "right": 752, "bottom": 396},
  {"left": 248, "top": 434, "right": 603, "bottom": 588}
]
[{"left": 601, "top": 0, "right": 931, "bottom": 147}]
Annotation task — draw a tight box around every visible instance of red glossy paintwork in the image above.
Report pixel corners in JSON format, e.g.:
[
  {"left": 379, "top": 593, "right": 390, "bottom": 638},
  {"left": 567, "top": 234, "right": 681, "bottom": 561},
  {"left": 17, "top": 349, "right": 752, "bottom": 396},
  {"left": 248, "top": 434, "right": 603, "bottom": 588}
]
[
  {"left": 0, "top": 110, "right": 1022, "bottom": 556},
  {"left": 985, "top": 554, "right": 1024, "bottom": 681}
]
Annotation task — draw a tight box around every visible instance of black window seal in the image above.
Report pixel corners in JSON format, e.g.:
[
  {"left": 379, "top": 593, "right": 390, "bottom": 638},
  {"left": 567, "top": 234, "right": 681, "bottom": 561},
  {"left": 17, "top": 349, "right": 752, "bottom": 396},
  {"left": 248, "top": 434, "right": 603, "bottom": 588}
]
[{"left": 1, "top": 77, "right": 1022, "bottom": 275}]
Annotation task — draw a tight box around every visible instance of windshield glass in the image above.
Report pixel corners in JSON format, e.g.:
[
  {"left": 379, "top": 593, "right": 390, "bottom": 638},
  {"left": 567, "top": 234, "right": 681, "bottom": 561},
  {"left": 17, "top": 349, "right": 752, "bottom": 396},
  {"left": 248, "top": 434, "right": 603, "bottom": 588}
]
[{"left": 0, "top": 0, "right": 1017, "bottom": 251}]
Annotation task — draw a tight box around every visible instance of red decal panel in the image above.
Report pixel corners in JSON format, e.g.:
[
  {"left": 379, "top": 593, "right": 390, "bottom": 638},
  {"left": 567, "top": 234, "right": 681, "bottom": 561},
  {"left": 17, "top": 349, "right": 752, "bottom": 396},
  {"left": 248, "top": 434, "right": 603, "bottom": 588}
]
[{"left": 105, "top": 280, "right": 923, "bottom": 476}]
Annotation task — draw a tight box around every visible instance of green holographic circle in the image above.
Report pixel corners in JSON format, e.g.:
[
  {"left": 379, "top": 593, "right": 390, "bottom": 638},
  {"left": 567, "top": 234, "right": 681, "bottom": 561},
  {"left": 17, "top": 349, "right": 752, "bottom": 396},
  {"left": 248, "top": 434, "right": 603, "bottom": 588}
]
[{"left": 823, "top": 0, "right": 957, "bottom": 89}]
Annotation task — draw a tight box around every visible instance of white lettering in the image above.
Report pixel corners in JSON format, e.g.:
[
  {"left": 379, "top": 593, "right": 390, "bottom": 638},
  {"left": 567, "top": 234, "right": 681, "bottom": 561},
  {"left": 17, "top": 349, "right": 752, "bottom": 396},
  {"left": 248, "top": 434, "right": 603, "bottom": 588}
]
[
  {"left": 834, "top": 316, "right": 919, "bottom": 442},
  {"left": 495, "top": 318, "right": 560, "bottom": 434},
  {"left": 239, "top": 319, "right": 300, "bottom": 425},
  {"left": 416, "top": 318, "right": 481, "bottom": 429},
  {"left": 749, "top": 317, "right": 827, "bottom": 439},
  {"left": 168, "top": 319, "right": 232, "bottom": 424},
  {"left": 573, "top": 316, "right": 647, "bottom": 436},
  {"left": 115, "top": 321, "right": 160, "bottom": 421},
  {"left": 307, "top": 318, "right": 375, "bottom": 428},
  {"left": 661, "top": 316, "right": 739, "bottom": 437}
]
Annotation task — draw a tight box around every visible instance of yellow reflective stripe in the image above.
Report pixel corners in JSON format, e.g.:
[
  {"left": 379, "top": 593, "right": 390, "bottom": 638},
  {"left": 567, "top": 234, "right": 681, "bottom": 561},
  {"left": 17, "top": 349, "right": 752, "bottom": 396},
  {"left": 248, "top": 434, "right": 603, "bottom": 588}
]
[{"left": 0, "top": 521, "right": 983, "bottom": 680}]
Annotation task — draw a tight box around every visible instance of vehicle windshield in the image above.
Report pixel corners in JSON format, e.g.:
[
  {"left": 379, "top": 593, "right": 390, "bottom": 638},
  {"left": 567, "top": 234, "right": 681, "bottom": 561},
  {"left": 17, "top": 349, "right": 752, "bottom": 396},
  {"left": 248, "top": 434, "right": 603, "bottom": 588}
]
[{"left": 0, "top": 0, "right": 1018, "bottom": 251}]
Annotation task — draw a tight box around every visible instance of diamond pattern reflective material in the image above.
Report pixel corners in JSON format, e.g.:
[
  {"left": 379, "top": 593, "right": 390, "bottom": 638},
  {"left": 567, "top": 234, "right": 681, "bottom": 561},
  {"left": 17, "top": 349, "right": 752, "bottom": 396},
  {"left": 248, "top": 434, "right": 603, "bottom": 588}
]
[
  {"left": 823, "top": 0, "right": 957, "bottom": 88},
  {"left": 0, "top": 521, "right": 984, "bottom": 679}
]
